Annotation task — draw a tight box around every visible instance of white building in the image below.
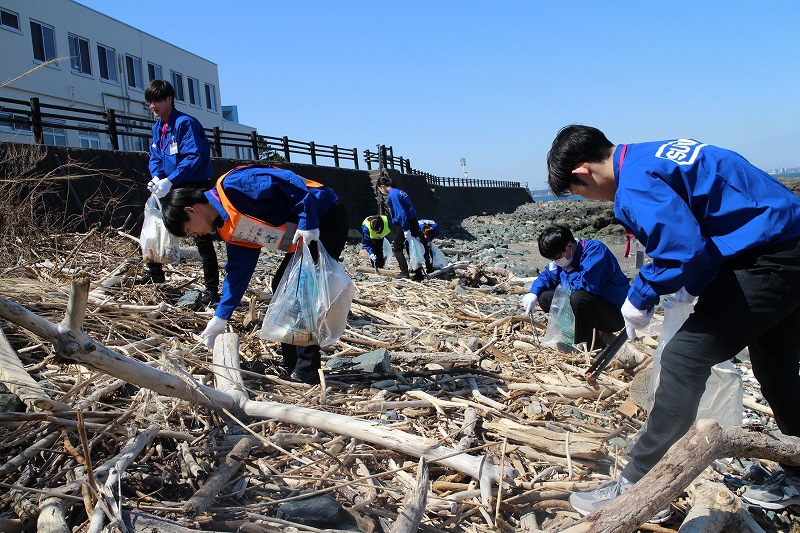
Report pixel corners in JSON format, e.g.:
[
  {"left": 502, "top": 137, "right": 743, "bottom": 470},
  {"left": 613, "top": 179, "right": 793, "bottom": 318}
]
[{"left": 0, "top": 0, "right": 256, "bottom": 159}]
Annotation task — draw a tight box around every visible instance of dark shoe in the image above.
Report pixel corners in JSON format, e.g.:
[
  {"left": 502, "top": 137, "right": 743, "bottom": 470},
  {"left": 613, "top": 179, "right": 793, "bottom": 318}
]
[
  {"left": 133, "top": 271, "right": 166, "bottom": 285},
  {"left": 742, "top": 471, "right": 800, "bottom": 509},
  {"left": 394, "top": 272, "right": 410, "bottom": 279},
  {"left": 289, "top": 368, "right": 320, "bottom": 385},
  {"left": 197, "top": 290, "right": 220, "bottom": 308}
]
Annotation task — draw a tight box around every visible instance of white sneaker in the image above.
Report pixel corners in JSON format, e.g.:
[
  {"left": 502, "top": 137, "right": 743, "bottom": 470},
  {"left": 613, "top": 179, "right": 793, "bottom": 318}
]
[{"left": 569, "top": 477, "right": 671, "bottom": 523}]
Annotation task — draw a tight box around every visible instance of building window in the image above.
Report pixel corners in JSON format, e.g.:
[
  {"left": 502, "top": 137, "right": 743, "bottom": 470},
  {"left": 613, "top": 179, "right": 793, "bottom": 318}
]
[
  {"left": 68, "top": 34, "right": 91, "bottom": 75},
  {"left": 147, "top": 62, "right": 162, "bottom": 82},
  {"left": 170, "top": 71, "right": 185, "bottom": 102},
  {"left": 79, "top": 128, "right": 101, "bottom": 149},
  {"left": 125, "top": 55, "right": 143, "bottom": 89},
  {"left": 235, "top": 145, "right": 253, "bottom": 160},
  {"left": 97, "top": 44, "right": 117, "bottom": 83},
  {"left": 187, "top": 77, "right": 201, "bottom": 107},
  {"left": 30, "top": 20, "right": 56, "bottom": 62},
  {"left": 43, "top": 120, "right": 67, "bottom": 146},
  {"left": 205, "top": 83, "right": 217, "bottom": 111},
  {"left": 1, "top": 8, "right": 20, "bottom": 31},
  {"left": 0, "top": 112, "right": 32, "bottom": 132}
]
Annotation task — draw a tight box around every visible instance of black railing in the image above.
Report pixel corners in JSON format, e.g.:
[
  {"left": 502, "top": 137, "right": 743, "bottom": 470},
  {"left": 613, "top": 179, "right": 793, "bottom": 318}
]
[{"left": 0, "top": 96, "right": 524, "bottom": 187}]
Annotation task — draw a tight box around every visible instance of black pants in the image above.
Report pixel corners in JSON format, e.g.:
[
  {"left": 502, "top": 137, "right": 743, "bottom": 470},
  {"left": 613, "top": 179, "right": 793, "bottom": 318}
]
[
  {"left": 368, "top": 239, "right": 386, "bottom": 269},
  {"left": 392, "top": 218, "right": 421, "bottom": 278},
  {"left": 271, "top": 201, "right": 349, "bottom": 373},
  {"left": 138, "top": 180, "right": 220, "bottom": 292},
  {"left": 622, "top": 236, "right": 800, "bottom": 482},
  {"left": 539, "top": 289, "right": 624, "bottom": 347}
]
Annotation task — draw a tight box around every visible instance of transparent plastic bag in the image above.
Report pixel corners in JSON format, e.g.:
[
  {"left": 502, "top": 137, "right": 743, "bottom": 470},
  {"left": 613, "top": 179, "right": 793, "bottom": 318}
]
[
  {"left": 382, "top": 237, "right": 393, "bottom": 267},
  {"left": 315, "top": 241, "right": 356, "bottom": 347},
  {"left": 646, "top": 297, "right": 743, "bottom": 427},
  {"left": 408, "top": 236, "right": 426, "bottom": 271},
  {"left": 430, "top": 242, "right": 448, "bottom": 269},
  {"left": 541, "top": 282, "right": 575, "bottom": 348},
  {"left": 260, "top": 241, "right": 355, "bottom": 347},
  {"left": 140, "top": 194, "right": 180, "bottom": 264}
]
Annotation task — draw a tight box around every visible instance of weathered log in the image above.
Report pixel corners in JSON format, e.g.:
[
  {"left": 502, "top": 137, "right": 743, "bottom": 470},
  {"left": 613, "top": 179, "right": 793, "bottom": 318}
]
[
  {"left": 679, "top": 480, "right": 765, "bottom": 533},
  {"left": 392, "top": 458, "right": 429, "bottom": 533},
  {"left": 0, "top": 326, "right": 70, "bottom": 411},
  {"left": 556, "top": 420, "right": 800, "bottom": 533},
  {"left": 389, "top": 351, "right": 480, "bottom": 365},
  {"left": 183, "top": 437, "right": 253, "bottom": 518},
  {"left": 37, "top": 497, "right": 70, "bottom": 533},
  {"left": 86, "top": 425, "right": 159, "bottom": 533}
]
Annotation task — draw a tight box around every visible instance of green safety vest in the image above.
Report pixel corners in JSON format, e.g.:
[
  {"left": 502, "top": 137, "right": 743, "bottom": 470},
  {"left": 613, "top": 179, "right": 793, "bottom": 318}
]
[{"left": 362, "top": 215, "right": 390, "bottom": 239}]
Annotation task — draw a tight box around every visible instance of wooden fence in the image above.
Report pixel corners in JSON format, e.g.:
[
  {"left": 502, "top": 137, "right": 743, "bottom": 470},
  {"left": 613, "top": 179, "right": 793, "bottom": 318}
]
[{"left": 0, "top": 95, "right": 525, "bottom": 188}]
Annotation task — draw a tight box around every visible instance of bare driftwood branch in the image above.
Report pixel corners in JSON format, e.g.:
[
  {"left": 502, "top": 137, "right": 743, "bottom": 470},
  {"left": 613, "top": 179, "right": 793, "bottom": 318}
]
[
  {"left": 556, "top": 420, "right": 800, "bottom": 533},
  {"left": 392, "top": 458, "right": 429, "bottom": 533}
]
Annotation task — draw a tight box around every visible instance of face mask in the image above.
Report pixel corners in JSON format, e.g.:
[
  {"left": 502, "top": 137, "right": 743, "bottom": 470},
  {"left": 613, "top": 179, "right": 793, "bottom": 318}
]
[
  {"left": 553, "top": 256, "right": 571, "bottom": 268},
  {"left": 553, "top": 243, "right": 574, "bottom": 267}
]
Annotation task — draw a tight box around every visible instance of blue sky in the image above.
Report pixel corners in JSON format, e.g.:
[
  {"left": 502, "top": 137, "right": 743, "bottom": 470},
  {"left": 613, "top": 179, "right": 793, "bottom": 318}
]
[{"left": 74, "top": 1, "right": 800, "bottom": 189}]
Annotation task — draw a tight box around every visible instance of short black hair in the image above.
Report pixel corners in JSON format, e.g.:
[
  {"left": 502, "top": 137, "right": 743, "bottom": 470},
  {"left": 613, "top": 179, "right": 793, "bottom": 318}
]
[
  {"left": 368, "top": 216, "right": 385, "bottom": 233},
  {"left": 377, "top": 176, "right": 394, "bottom": 188},
  {"left": 161, "top": 187, "right": 209, "bottom": 236},
  {"left": 546, "top": 125, "right": 614, "bottom": 197},
  {"left": 538, "top": 225, "right": 575, "bottom": 259},
  {"left": 145, "top": 79, "right": 176, "bottom": 104}
]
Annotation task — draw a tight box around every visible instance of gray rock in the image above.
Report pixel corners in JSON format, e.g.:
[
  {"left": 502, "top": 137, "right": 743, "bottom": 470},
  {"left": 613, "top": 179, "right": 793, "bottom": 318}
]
[
  {"left": 0, "top": 393, "right": 24, "bottom": 413},
  {"left": 352, "top": 348, "right": 391, "bottom": 374},
  {"left": 177, "top": 290, "right": 202, "bottom": 310},
  {"left": 276, "top": 493, "right": 343, "bottom": 527}
]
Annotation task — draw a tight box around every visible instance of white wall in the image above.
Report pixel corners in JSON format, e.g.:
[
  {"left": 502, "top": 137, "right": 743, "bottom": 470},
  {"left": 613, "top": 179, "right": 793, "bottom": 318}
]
[{"left": 0, "top": 0, "right": 255, "bottom": 151}]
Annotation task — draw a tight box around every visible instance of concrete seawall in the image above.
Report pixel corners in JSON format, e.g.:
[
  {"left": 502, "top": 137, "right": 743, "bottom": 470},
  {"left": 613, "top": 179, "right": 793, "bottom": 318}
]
[{"left": 0, "top": 142, "right": 532, "bottom": 234}]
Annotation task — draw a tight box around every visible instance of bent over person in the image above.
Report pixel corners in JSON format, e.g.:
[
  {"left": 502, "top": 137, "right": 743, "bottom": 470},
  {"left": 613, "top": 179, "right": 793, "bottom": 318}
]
[
  {"left": 521, "top": 225, "right": 626, "bottom": 349},
  {"left": 162, "top": 164, "right": 349, "bottom": 385},
  {"left": 548, "top": 125, "right": 800, "bottom": 520},
  {"left": 361, "top": 215, "right": 391, "bottom": 269},
  {"left": 137, "top": 79, "right": 220, "bottom": 305}
]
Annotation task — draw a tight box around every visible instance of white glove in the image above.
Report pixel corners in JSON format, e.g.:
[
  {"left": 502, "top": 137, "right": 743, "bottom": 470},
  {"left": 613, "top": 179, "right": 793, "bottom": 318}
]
[
  {"left": 369, "top": 253, "right": 377, "bottom": 262},
  {"left": 666, "top": 287, "right": 695, "bottom": 305},
  {"left": 292, "top": 228, "right": 320, "bottom": 244},
  {"left": 201, "top": 316, "right": 227, "bottom": 349},
  {"left": 147, "top": 176, "right": 160, "bottom": 192},
  {"left": 621, "top": 298, "right": 654, "bottom": 340},
  {"left": 403, "top": 230, "right": 412, "bottom": 240},
  {"left": 149, "top": 177, "right": 173, "bottom": 198},
  {"left": 522, "top": 293, "right": 538, "bottom": 314}
]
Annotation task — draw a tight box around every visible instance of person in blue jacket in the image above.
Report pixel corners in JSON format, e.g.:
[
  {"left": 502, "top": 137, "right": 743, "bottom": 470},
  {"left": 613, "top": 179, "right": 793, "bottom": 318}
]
[
  {"left": 417, "top": 218, "right": 441, "bottom": 273},
  {"left": 161, "top": 164, "right": 349, "bottom": 385},
  {"left": 521, "top": 225, "right": 626, "bottom": 349},
  {"left": 548, "top": 125, "right": 800, "bottom": 519},
  {"left": 136, "top": 80, "right": 220, "bottom": 305},
  {"left": 377, "top": 175, "right": 422, "bottom": 280},
  {"left": 361, "top": 215, "right": 391, "bottom": 269}
]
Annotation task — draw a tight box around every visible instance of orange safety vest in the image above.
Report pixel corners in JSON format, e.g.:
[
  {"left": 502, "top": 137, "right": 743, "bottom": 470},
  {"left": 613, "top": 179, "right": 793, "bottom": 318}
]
[{"left": 214, "top": 166, "right": 324, "bottom": 252}]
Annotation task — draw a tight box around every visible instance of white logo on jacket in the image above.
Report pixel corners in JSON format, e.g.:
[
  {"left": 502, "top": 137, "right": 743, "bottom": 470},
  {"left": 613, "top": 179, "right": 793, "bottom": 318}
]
[{"left": 655, "top": 139, "right": 707, "bottom": 166}]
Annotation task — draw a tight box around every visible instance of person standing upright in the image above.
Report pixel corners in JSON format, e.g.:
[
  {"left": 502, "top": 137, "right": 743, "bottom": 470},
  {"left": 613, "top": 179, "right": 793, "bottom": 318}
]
[{"left": 137, "top": 79, "right": 220, "bottom": 305}]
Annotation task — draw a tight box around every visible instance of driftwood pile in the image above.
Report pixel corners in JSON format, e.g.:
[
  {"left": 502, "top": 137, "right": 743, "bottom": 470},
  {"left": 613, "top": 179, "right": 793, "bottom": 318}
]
[{"left": 0, "top": 230, "right": 799, "bottom": 533}]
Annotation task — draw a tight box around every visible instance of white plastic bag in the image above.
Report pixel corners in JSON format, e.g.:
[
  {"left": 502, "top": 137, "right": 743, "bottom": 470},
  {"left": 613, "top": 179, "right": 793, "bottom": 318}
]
[
  {"left": 541, "top": 282, "right": 575, "bottom": 348},
  {"left": 407, "top": 236, "right": 426, "bottom": 271},
  {"left": 646, "top": 297, "right": 743, "bottom": 427},
  {"left": 430, "top": 242, "right": 448, "bottom": 269},
  {"left": 382, "top": 237, "right": 393, "bottom": 267},
  {"left": 140, "top": 194, "right": 180, "bottom": 264},
  {"left": 260, "top": 241, "right": 354, "bottom": 347}
]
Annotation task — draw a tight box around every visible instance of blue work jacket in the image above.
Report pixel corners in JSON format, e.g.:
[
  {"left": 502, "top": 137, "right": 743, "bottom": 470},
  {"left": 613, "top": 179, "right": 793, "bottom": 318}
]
[
  {"left": 385, "top": 188, "right": 417, "bottom": 231},
  {"left": 148, "top": 109, "right": 212, "bottom": 185},
  {"left": 206, "top": 165, "right": 339, "bottom": 319},
  {"left": 528, "top": 239, "right": 629, "bottom": 308},
  {"left": 614, "top": 139, "right": 800, "bottom": 310}
]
